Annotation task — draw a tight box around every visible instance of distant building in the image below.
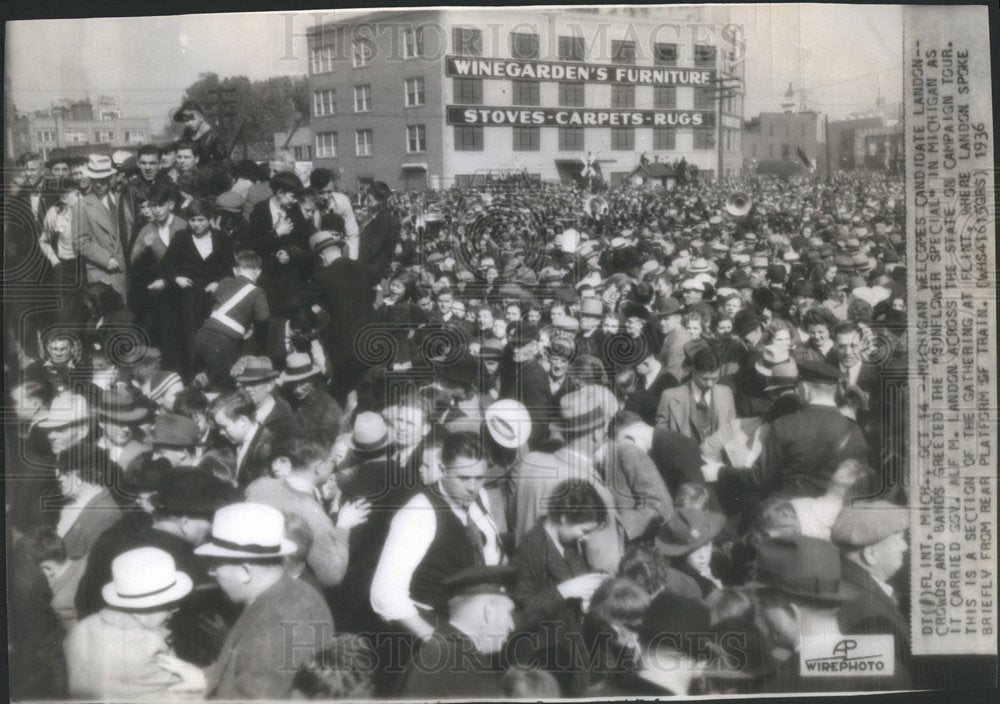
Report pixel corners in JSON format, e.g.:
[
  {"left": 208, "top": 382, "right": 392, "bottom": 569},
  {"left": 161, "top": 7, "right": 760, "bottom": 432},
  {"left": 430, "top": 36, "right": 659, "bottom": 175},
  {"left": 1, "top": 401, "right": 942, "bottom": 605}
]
[
  {"left": 827, "top": 116, "right": 884, "bottom": 171},
  {"left": 628, "top": 160, "right": 677, "bottom": 189},
  {"left": 306, "top": 7, "right": 745, "bottom": 191},
  {"left": 12, "top": 96, "right": 152, "bottom": 161},
  {"left": 274, "top": 126, "right": 315, "bottom": 163},
  {"left": 742, "top": 85, "right": 823, "bottom": 176},
  {"left": 856, "top": 123, "right": 903, "bottom": 173}
]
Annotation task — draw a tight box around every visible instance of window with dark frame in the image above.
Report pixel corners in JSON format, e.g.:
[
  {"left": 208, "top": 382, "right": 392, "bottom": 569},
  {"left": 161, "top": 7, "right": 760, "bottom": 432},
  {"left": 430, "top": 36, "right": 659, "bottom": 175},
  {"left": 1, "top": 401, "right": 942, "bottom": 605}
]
[
  {"left": 454, "top": 27, "right": 483, "bottom": 56},
  {"left": 404, "top": 27, "right": 425, "bottom": 58},
  {"left": 694, "top": 44, "right": 717, "bottom": 68},
  {"left": 558, "top": 35, "right": 585, "bottom": 61},
  {"left": 510, "top": 32, "right": 540, "bottom": 59},
  {"left": 611, "top": 84, "right": 635, "bottom": 108},
  {"left": 612, "top": 39, "right": 636, "bottom": 64},
  {"left": 558, "top": 126, "right": 584, "bottom": 151},
  {"left": 694, "top": 86, "right": 714, "bottom": 111},
  {"left": 653, "top": 127, "right": 676, "bottom": 150},
  {"left": 654, "top": 43, "right": 678, "bottom": 66},
  {"left": 454, "top": 125, "right": 484, "bottom": 151},
  {"left": 406, "top": 125, "right": 426, "bottom": 153},
  {"left": 513, "top": 126, "right": 541, "bottom": 151},
  {"left": 654, "top": 86, "right": 677, "bottom": 109},
  {"left": 512, "top": 80, "right": 540, "bottom": 106},
  {"left": 453, "top": 78, "right": 483, "bottom": 105},
  {"left": 694, "top": 129, "right": 715, "bottom": 150},
  {"left": 611, "top": 126, "right": 635, "bottom": 150}
]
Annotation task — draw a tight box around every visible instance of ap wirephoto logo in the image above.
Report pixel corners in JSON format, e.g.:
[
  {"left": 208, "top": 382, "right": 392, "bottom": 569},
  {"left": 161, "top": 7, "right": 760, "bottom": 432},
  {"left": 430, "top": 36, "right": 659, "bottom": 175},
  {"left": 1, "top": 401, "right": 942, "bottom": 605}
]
[{"left": 800, "top": 636, "right": 896, "bottom": 676}]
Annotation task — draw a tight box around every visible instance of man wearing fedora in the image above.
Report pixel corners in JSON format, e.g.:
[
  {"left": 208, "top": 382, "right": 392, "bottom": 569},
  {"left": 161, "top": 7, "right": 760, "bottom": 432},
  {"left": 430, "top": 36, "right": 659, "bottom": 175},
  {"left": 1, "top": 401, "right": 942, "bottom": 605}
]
[
  {"left": 149, "top": 412, "right": 204, "bottom": 468},
  {"left": 95, "top": 387, "right": 151, "bottom": 471},
  {"left": 279, "top": 351, "right": 344, "bottom": 436},
  {"left": 654, "top": 296, "right": 692, "bottom": 383},
  {"left": 499, "top": 323, "right": 554, "bottom": 448},
  {"left": 174, "top": 99, "right": 228, "bottom": 164},
  {"left": 513, "top": 386, "right": 623, "bottom": 573},
  {"left": 74, "top": 154, "right": 128, "bottom": 301},
  {"left": 65, "top": 547, "right": 195, "bottom": 699},
  {"left": 576, "top": 296, "right": 607, "bottom": 360},
  {"left": 306, "top": 231, "right": 374, "bottom": 406},
  {"left": 159, "top": 503, "right": 335, "bottom": 699},
  {"left": 232, "top": 355, "right": 297, "bottom": 436}
]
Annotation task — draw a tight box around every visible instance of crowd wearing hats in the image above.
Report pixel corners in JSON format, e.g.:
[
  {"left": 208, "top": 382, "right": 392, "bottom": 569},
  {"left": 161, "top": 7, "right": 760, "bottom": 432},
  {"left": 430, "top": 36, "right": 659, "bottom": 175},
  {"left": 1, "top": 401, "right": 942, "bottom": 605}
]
[{"left": 6, "top": 146, "right": 923, "bottom": 700}]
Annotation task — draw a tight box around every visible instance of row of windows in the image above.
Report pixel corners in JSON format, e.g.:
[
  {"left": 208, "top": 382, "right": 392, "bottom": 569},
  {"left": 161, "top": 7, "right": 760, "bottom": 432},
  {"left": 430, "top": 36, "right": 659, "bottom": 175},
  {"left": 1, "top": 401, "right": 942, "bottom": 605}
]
[
  {"left": 315, "top": 125, "right": 427, "bottom": 157},
  {"left": 749, "top": 142, "right": 801, "bottom": 159},
  {"left": 35, "top": 129, "right": 145, "bottom": 144},
  {"left": 311, "top": 27, "right": 720, "bottom": 74},
  {"left": 312, "top": 124, "right": 722, "bottom": 157},
  {"left": 314, "top": 78, "right": 428, "bottom": 117},
  {"left": 451, "top": 125, "right": 717, "bottom": 152}
]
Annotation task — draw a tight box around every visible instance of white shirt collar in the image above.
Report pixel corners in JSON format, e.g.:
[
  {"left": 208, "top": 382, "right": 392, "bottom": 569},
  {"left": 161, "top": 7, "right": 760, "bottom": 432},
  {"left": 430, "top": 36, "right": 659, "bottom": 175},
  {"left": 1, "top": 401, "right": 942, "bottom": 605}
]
[
  {"left": 871, "top": 573, "right": 895, "bottom": 599},
  {"left": 643, "top": 358, "right": 662, "bottom": 387},
  {"left": 255, "top": 395, "right": 276, "bottom": 423}
]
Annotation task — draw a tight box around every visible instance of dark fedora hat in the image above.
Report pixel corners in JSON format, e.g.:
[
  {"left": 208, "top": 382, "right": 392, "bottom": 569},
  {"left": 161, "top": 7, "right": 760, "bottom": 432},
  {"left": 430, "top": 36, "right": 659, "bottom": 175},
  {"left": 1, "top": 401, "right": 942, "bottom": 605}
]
[
  {"left": 433, "top": 351, "right": 478, "bottom": 387},
  {"left": 640, "top": 590, "right": 714, "bottom": 660},
  {"left": 555, "top": 386, "right": 608, "bottom": 436},
  {"left": 797, "top": 357, "right": 841, "bottom": 385},
  {"left": 653, "top": 296, "right": 683, "bottom": 318},
  {"left": 232, "top": 356, "right": 280, "bottom": 384},
  {"left": 655, "top": 507, "right": 726, "bottom": 556},
  {"left": 97, "top": 388, "right": 150, "bottom": 424},
  {"left": 746, "top": 535, "right": 859, "bottom": 603}
]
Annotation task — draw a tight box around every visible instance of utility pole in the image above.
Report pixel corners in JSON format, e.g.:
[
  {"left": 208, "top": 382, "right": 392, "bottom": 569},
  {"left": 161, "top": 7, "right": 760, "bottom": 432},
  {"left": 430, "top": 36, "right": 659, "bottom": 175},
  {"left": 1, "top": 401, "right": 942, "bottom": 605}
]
[
  {"left": 709, "top": 75, "right": 742, "bottom": 184},
  {"left": 825, "top": 114, "right": 831, "bottom": 180},
  {"left": 202, "top": 86, "right": 240, "bottom": 158}
]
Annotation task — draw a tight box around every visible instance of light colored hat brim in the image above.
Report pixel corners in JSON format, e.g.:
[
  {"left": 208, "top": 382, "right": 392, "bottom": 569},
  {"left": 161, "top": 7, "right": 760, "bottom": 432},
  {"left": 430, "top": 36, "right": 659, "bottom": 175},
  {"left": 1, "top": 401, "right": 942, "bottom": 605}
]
[
  {"left": 278, "top": 368, "right": 322, "bottom": 384},
  {"left": 102, "top": 571, "right": 193, "bottom": 610},
  {"left": 194, "top": 538, "right": 298, "bottom": 560}
]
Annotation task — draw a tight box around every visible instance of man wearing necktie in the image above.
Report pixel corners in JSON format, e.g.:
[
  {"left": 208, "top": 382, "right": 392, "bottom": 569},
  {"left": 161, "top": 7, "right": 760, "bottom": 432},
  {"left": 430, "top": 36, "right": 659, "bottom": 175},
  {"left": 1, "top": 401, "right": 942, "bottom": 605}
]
[
  {"left": 655, "top": 344, "right": 736, "bottom": 442},
  {"left": 76, "top": 155, "right": 128, "bottom": 302}
]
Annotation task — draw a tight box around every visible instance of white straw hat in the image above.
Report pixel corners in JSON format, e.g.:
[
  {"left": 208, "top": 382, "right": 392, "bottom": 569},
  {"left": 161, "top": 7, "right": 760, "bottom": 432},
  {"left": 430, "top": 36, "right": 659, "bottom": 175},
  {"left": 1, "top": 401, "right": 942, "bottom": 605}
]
[
  {"left": 194, "top": 503, "right": 297, "bottom": 559},
  {"left": 102, "top": 547, "right": 193, "bottom": 610}
]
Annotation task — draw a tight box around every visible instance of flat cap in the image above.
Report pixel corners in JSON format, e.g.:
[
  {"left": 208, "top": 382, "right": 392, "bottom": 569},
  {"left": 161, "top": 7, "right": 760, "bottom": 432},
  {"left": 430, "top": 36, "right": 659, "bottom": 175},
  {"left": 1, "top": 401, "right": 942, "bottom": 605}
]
[
  {"left": 797, "top": 357, "right": 841, "bottom": 384},
  {"left": 443, "top": 565, "right": 519, "bottom": 599},
  {"left": 831, "top": 500, "right": 908, "bottom": 548}
]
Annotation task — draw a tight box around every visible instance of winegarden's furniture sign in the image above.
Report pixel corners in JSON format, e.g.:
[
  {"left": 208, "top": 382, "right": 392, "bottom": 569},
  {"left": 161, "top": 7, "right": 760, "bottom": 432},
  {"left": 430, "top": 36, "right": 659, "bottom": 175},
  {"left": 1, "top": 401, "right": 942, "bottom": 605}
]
[{"left": 445, "top": 56, "right": 717, "bottom": 85}]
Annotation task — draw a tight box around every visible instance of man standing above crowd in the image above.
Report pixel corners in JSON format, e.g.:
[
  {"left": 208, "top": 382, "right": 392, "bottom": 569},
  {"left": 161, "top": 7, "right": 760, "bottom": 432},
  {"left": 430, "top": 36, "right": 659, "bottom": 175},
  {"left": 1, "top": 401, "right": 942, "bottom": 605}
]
[
  {"left": 173, "top": 99, "right": 229, "bottom": 164},
  {"left": 310, "top": 167, "right": 358, "bottom": 243},
  {"left": 75, "top": 155, "right": 128, "bottom": 302},
  {"left": 359, "top": 181, "right": 399, "bottom": 286}
]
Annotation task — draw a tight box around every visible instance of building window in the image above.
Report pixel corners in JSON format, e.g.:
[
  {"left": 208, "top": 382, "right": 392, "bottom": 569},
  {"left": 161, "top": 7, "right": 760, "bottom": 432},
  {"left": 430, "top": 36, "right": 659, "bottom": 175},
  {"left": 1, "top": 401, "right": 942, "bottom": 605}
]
[
  {"left": 453, "top": 78, "right": 483, "bottom": 105},
  {"left": 511, "top": 80, "right": 540, "bottom": 106},
  {"left": 36, "top": 129, "right": 56, "bottom": 142},
  {"left": 694, "top": 44, "right": 717, "bottom": 68},
  {"left": 558, "top": 82, "right": 585, "bottom": 107},
  {"left": 95, "top": 130, "right": 115, "bottom": 143},
  {"left": 405, "top": 77, "right": 425, "bottom": 107},
  {"left": 694, "top": 87, "right": 714, "bottom": 111},
  {"left": 510, "top": 32, "right": 539, "bottom": 59},
  {"left": 293, "top": 145, "right": 313, "bottom": 161},
  {"left": 558, "top": 35, "right": 585, "bottom": 61},
  {"left": 124, "top": 130, "right": 145, "bottom": 144},
  {"left": 403, "top": 27, "right": 425, "bottom": 58},
  {"left": 353, "top": 39, "right": 374, "bottom": 67},
  {"left": 316, "top": 132, "right": 338, "bottom": 158},
  {"left": 313, "top": 89, "right": 336, "bottom": 116},
  {"left": 356, "top": 129, "right": 373, "bottom": 156},
  {"left": 653, "top": 86, "right": 677, "bottom": 109},
  {"left": 454, "top": 27, "right": 482, "bottom": 56},
  {"left": 310, "top": 44, "right": 335, "bottom": 74},
  {"left": 454, "top": 125, "right": 483, "bottom": 151},
  {"left": 782, "top": 144, "right": 790, "bottom": 159},
  {"left": 653, "top": 128, "right": 675, "bottom": 150},
  {"left": 65, "top": 129, "right": 86, "bottom": 144},
  {"left": 406, "top": 125, "right": 426, "bottom": 153},
  {"left": 611, "top": 127, "right": 635, "bottom": 151},
  {"left": 611, "top": 85, "right": 635, "bottom": 108},
  {"left": 769, "top": 144, "right": 774, "bottom": 158},
  {"left": 558, "top": 126, "right": 584, "bottom": 151},
  {"left": 654, "top": 43, "right": 678, "bottom": 66},
  {"left": 354, "top": 85, "right": 371, "bottom": 112},
  {"left": 611, "top": 40, "right": 635, "bottom": 64},
  {"left": 513, "top": 126, "right": 540, "bottom": 151},
  {"left": 694, "top": 130, "right": 715, "bottom": 150}
]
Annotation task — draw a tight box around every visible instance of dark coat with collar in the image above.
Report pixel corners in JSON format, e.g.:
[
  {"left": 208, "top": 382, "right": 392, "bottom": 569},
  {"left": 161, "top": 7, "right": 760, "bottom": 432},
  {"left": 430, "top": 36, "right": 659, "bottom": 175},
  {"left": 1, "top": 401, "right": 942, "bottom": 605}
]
[
  {"left": 247, "top": 198, "right": 312, "bottom": 316},
  {"left": 307, "top": 256, "right": 374, "bottom": 365},
  {"left": 398, "top": 623, "right": 504, "bottom": 699},
  {"left": 499, "top": 356, "right": 554, "bottom": 447},
  {"left": 205, "top": 574, "right": 334, "bottom": 700},
  {"left": 359, "top": 203, "right": 400, "bottom": 283},
  {"left": 235, "top": 424, "right": 274, "bottom": 488}
]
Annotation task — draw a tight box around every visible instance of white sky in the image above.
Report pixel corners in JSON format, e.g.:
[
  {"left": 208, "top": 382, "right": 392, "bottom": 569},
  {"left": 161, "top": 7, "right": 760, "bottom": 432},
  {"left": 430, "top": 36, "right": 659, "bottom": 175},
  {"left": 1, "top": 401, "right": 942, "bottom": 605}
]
[{"left": 6, "top": 4, "right": 902, "bottom": 128}]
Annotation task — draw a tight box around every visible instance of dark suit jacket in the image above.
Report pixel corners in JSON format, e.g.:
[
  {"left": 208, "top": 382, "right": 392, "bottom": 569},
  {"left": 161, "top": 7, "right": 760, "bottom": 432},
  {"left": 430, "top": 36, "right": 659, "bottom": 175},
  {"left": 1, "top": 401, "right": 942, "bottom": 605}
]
[
  {"left": 161, "top": 229, "right": 235, "bottom": 289},
  {"left": 236, "top": 424, "right": 274, "bottom": 488},
  {"left": 499, "top": 357, "right": 555, "bottom": 446},
  {"left": 359, "top": 203, "right": 399, "bottom": 283},
  {"left": 307, "top": 257, "right": 374, "bottom": 364},
  {"left": 512, "top": 521, "right": 589, "bottom": 627},
  {"left": 259, "top": 395, "right": 297, "bottom": 436},
  {"left": 62, "top": 489, "right": 123, "bottom": 561},
  {"left": 247, "top": 198, "right": 312, "bottom": 315},
  {"left": 625, "top": 368, "right": 680, "bottom": 426}
]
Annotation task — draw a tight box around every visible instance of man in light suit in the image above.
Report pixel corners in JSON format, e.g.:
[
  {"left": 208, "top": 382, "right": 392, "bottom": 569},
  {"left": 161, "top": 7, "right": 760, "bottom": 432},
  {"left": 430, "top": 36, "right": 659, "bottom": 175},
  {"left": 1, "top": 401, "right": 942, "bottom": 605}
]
[
  {"left": 655, "top": 345, "right": 736, "bottom": 443},
  {"left": 76, "top": 155, "right": 127, "bottom": 302}
]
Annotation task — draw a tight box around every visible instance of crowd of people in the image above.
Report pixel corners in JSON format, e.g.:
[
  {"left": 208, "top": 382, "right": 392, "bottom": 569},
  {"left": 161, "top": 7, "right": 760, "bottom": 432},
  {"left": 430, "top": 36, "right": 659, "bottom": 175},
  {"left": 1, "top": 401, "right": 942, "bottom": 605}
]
[{"left": 6, "top": 99, "right": 918, "bottom": 700}]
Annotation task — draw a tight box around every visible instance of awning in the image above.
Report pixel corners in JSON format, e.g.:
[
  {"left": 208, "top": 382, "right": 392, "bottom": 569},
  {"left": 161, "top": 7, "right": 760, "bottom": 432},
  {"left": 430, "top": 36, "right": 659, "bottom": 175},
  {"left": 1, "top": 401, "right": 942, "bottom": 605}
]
[
  {"left": 555, "top": 158, "right": 584, "bottom": 165},
  {"left": 401, "top": 162, "right": 428, "bottom": 170}
]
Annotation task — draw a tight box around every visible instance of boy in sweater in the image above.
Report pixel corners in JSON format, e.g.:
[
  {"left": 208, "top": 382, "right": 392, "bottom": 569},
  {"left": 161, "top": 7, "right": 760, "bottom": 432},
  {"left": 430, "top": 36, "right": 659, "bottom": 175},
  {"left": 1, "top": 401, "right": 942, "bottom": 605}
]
[{"left": 193, "top": 251, "right": 270, "bottom": 388}]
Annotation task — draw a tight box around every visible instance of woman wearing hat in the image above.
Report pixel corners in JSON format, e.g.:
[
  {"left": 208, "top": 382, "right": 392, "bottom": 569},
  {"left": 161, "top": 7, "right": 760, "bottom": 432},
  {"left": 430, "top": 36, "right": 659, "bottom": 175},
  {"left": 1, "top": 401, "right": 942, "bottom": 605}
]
[
  {"left": 654, "top": 507, "right": 726, "bottom": 600},
  {"left": 64, "top": 547, "right": 193, "bottom": 699}
]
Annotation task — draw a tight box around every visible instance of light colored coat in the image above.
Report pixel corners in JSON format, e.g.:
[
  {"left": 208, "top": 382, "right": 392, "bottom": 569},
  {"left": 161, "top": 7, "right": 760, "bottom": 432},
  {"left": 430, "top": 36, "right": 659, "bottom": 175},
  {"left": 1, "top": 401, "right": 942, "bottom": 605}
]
[
  {"left": 655, "top": 381, "right": 737, "bottom": 440},
  {"left": 76, "top": 192, "right": 127, "bottom": 300},
  {"left": 64, "top": 608, "right": 181, "bottom": 700},
  {"left": 512, "top": 447, "right": 623, "bottom": 573}
]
